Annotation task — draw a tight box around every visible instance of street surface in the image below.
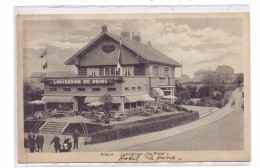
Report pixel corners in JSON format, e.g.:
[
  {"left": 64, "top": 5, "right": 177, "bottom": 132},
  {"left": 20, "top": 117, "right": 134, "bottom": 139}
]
[
  {"left": 119, "top": 103, "right": 244, "bottom": 151},
  {"left": 119, "top": 89, "right": 244, "bottom": 151}
]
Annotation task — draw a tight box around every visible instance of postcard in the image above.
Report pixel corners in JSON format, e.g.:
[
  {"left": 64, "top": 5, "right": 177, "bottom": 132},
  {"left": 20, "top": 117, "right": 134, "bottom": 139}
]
[{"left": 17, "top": 12, "right": 250, "bottom": 163}]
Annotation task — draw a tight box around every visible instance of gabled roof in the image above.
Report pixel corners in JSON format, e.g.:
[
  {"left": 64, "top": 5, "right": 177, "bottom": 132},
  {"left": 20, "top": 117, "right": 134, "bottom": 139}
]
[{"left": 65, "top": 32, "right": 182, "bottom": 67}]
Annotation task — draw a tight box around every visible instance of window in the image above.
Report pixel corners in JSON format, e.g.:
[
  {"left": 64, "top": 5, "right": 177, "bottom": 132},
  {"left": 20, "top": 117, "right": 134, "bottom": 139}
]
[
  {"left": 104, "top": 67, "right": 116, "bottom": 76},
  {"left": 138, "top": 86, "right": 141, "bottom": 91},
  {"left": 159, "top": 67, "right": 163, "bottom": 77},
  {"left": 110, "top": 67, "right": 116, "bottom": 76},
  {"left": 87, "top": 68, "right": 99, "bottom": 76},
  {"left": 104, "top": 67, "right": 110, "bottom": 76},
  {"left": 168, "top": 67, "right": 172, "bottom": 77},
  {"left": 107, "top": 88, "right": 116, "bottom": 92},
  {"left": 99, "top": 67, "right": 104, "bottom": 76},
  {"left": 153, "top": 66, "right": 159, "bottom": 76},
  {"left": 49, "top": 88, "right": 57, "bottom": 92},
  {"left": 78, "top": 67, "right": 87, "bottom": 75},
  {"left": 63, "top": 88, "right": 71, "bottom": 92},
  {"left": 131, "top": 102, "right": 137, "bottom": 108},
  {"left": 125, "top": 87, "right": 129, "bottom": 91},
  {"left": 132, "top": 87, "right": 136, "bottom": 91},
  {"left": 92, "top": 88, "right": 100, "bottom": 92},
  {"left": 137, "top": 101, "right": 143, "bottom": 107},
  {"left": 123, "top": 67, "right": 134, "bottom": 76},
  {"left": 164, "top": 67, "right": 169, "bottom": 77},
  {"left": 77, "top": 88, "right": 85, "bottom": 92}
]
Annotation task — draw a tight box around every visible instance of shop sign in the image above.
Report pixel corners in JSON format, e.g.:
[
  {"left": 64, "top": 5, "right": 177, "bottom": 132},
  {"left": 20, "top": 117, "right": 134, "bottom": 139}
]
[{"left": 48, "top": 78, "right": 114, "bottom": 85}]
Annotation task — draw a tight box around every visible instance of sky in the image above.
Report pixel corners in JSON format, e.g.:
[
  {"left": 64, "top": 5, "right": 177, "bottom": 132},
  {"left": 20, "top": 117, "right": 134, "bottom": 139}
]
[{"left": 23, "top": 16, "right": 244, "bottom": 78}]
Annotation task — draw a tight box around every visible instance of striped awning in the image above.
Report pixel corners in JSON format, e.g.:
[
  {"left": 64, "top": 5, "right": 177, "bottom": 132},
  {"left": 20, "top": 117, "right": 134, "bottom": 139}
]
[
  {"left": 124, "top": 93, "right": 153, "bottom": 103},
  {"left": 41, "top": 96, "right": 74, "bottom": 103},
  {"left": 152, "top": 88, "right": 164, "bottom": 97}
]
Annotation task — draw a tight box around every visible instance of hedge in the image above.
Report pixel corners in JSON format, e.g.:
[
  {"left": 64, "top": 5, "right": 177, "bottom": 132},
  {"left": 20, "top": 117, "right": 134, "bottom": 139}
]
[{"left": 90, "top": 111, "right": 199, "bottom": 144}]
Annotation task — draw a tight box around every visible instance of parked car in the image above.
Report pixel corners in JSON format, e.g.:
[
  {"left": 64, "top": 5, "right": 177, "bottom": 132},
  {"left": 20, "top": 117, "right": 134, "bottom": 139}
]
[
  {"left": 140, "top": 109, "right": 153, "bottom": 116},
  {"left": 90, "top": 112, "right": 105, "bottom": 122},
  {"left": 111, "top": 112, "right": 127, "bottom": 121}
]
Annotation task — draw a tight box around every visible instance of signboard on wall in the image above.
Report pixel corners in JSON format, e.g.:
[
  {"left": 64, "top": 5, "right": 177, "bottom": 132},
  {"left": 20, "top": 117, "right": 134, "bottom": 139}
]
[{"left": 48, "top": 78, "right": 114, "bottom": 85}]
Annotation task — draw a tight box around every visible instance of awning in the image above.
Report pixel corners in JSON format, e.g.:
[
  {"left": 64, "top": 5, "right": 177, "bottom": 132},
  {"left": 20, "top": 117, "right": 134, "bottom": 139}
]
[
  {"left": 162, "top": 95, "right": 178, "bottom": 100},
  {"left": 124, "top": 93, "right": 153, "bottom": 103},
  {"left": 84, "top": 96, "right": 121, "bottom": 104},
  {"left": 41, "top": 96, "right": 74, "bottom": 103},
  {"left": 84, "top": 97, "right": 100, "bottom": 103},
  {"left": 152, "top": 88, "right": 164, "bottom": 97}
]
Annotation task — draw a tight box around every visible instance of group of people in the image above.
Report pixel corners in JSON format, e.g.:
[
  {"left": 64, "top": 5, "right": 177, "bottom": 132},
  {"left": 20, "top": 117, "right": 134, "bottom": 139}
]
[
  {"left": 50, "top": 129, "right": 81, "bottom": 153},
  {"left": 27, "top": 129, "right": 81, "bottom": 153},
  {"left": 27, "top": 132, "right": 44, "bottom": 153}
]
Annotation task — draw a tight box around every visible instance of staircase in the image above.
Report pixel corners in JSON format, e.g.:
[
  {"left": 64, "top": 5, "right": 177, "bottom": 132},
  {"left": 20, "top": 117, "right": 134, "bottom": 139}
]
[{"left": 40, "top": 121, "right": 69, "bottom": 134}]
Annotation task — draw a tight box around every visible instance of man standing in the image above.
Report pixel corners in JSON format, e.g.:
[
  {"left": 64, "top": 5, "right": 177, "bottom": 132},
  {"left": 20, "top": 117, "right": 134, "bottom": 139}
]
[
  {"left": 35, "top": 132, "right": 44, "bottom": 152},
  {"left": 28, "top": 132, "right": 36, "bottom": 153},
  {"left": 72, "top": 129, "right": 81, "bottom": 149},
  {"left": 50, "top": 134, "right": 61, "bottom": 153}
]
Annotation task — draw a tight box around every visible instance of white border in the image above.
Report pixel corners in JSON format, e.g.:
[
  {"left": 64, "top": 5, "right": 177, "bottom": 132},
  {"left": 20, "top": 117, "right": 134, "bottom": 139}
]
[{"left": 0, "top": 1, "right": 259, "bottom": 168}]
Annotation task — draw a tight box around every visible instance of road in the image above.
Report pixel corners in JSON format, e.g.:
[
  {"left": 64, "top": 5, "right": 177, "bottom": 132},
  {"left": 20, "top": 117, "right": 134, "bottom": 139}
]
[{"left": 119, "top": 96, "right": 244, "bottom": 151}]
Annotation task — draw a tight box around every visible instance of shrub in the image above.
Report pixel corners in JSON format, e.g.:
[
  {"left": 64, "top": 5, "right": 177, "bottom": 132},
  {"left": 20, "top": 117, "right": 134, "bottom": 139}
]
[{"left": 90, "top": 112, "right": 199, "bottom": 143}]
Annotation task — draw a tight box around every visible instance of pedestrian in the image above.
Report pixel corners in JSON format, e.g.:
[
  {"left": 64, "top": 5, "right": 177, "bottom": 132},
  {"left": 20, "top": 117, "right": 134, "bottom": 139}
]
[
  {"left": 35, "top": 132, "right": 44, "bottom": 152},
  {"left": 28, "top": 131, "right": 36, "bottom": 153},
  {"left": 72, "top": 129, "right": 81, "bottom": 149},
  {"left": 50, "top": 134, "right": 61, "bottom": 153},
  {"left": 231, "top": 99, "right": 236, "bottom": 109}
]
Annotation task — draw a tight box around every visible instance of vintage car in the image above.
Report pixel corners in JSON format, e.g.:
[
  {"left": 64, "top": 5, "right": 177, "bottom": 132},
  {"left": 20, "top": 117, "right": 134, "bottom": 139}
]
[
  {"left": 90, "top": 112, "right": 105, "bottom": 122},
  {"left": 140, "top": 109, "right": 153, "bottom": 116},
  {"left": 111, "top": 112, "right": 127, "bottom": 121}
]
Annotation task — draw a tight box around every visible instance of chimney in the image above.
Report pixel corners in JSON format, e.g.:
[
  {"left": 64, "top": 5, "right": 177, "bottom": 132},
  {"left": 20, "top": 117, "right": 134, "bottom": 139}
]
[
  {"left": 120, "top": 30, "right": 130, "bottom": 38},
  {"left": 102, "top": 25, "right": 107, "bottom": 33},
  {"left": 147, "top": 41, "right": 152, "bottom": 46},
  {"left": 132, "top": 32, "right": 141, "bottom": 42}
]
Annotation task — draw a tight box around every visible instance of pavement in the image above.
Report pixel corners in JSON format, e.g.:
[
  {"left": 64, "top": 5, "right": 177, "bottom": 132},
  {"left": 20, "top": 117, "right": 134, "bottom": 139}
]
[{"left": 25, "top": 88, "right": 243, "bottom": 153}]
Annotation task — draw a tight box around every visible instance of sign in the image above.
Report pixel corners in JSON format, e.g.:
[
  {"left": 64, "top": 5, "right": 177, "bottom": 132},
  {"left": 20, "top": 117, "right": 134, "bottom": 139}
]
[
  {"left": 48, "top": 78, "right": 114, "bottom": 85},
  {"left": 102, "top": 45, "right": 115, "bottom": 53}
]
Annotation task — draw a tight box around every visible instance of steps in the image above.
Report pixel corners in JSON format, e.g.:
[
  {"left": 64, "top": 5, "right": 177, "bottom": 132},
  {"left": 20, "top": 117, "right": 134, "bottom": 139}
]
[{"left": 40, "top": 121, "right": 69, "bottom": 134}]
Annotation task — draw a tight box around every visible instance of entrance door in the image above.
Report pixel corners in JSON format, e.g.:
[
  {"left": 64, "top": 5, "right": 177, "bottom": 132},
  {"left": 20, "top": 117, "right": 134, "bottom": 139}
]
[{"left": 77, "top": 96, "right": 86, "bottom": 111}]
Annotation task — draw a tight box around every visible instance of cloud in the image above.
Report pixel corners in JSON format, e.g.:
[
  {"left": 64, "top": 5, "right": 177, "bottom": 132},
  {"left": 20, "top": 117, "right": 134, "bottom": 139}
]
[{"left": 23, "top": 18, "right": 244, "bottom": 77}]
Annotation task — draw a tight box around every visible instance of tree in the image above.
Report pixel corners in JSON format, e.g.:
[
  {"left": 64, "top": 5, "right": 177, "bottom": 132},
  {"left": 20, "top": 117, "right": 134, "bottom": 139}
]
[
  {"left": 185, "top": 85, "right": 197, "bottom": 98},
  {"left": 100, "top": 93, "right": 113, "bottom": 124},
  {"left": 235, "top": 73, "right": 244, "bottom": 87},
  {"left": 23, "top": 80, "right": 44, "bottom": 115}
]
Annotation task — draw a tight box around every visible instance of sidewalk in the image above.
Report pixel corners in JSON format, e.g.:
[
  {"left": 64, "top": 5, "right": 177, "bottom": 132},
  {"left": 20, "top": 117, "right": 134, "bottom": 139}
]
[{"left": 76, "top": 88, "right": 243, "bottom": 152}]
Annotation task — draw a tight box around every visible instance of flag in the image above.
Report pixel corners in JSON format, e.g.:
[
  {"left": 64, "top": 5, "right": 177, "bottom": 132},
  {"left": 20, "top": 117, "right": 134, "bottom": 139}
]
[
  {"left": 42, "top": 62, "right": 48, "bottom": 69},
  {"left": 40, "top": 48, "right": 47, "bottom": 58},
  {"left": 116, "top": 38, "right": 122, "bottom": 75},
  {"left": 40, "top": 45, "right": 48, "bottom": 70}
]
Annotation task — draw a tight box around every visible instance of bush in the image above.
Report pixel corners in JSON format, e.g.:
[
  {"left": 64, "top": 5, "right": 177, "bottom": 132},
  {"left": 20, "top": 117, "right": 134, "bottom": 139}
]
[{"left": 90, "top": 112, "right": 199, "bottom": 144}]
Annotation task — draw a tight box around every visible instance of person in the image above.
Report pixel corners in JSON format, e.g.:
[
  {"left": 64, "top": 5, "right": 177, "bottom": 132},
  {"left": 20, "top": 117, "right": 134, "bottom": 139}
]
[
  {"left": 50, "top": 134, "right": 61, "bottom": 153},
  {"left": 35, "top": 132, "right": 44, "bottom": 152},
  {"left": 60, "top": 137, "right": 72, "bottom": 152},
  {"left": 72, "top": 129, "right": 81, "bottom": 149},
  {"left": 28, "top": 132, "right": 36, "bottom": 153},
  {"left": 231, "top": 99, "right": 236, "bottom": 109}
]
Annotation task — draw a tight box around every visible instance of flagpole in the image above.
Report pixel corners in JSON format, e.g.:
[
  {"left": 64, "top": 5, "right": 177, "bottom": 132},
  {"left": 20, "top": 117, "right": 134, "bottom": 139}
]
[{"left": 46, "top": 43, "right": 48, "bottom": 77}]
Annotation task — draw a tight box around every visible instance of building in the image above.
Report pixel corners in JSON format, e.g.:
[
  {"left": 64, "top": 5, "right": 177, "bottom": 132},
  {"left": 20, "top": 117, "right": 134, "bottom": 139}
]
[
  {"left": 41, "top": 25, "right": 181, "bottom": 116},
  {"left": 216, "top": 65, "right": 235, "bottom": 83},
  {"left": 179, "top": 74, "right": 191, "bottom": 83}
]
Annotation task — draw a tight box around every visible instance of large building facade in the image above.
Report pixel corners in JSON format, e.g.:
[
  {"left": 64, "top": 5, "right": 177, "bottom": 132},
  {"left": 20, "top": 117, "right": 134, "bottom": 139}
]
[{"left": 41, "top": 25, "right": 181, "bottom": 116}]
